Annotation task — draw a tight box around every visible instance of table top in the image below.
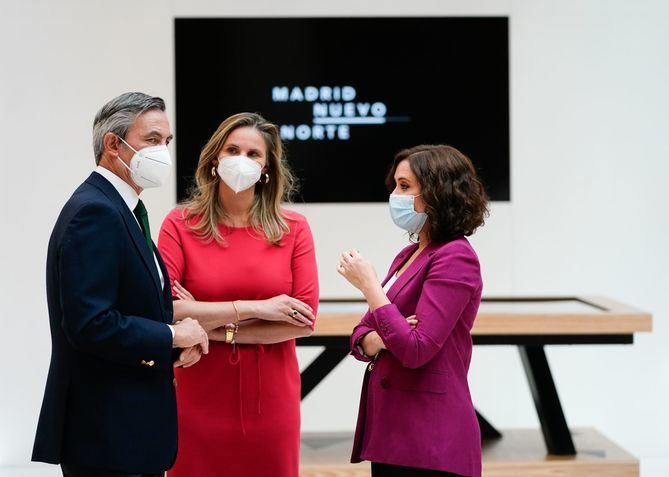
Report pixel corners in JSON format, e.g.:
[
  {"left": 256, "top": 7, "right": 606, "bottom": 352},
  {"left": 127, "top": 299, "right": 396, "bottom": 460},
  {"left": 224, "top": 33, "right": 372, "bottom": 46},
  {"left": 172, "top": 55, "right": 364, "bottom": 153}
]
[{"left": 313, "top": 296, "right": 652, "bottom": 337}]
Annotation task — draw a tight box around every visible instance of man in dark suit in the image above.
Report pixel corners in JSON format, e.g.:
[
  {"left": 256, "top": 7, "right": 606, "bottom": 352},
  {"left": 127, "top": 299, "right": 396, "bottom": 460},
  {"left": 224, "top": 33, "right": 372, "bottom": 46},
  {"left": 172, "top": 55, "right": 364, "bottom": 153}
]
[{"left": 32, "top": 92, "right": 209, "bottom": 477}]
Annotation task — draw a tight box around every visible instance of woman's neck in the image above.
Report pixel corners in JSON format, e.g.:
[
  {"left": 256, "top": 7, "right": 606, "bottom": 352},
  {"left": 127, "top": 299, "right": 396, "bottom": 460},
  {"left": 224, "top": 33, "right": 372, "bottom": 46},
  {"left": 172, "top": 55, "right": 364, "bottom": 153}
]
[
  {"left": 417, "top": 228, "right": 430, "bottom": 249},
  {"left": 218, "top": 184, "right": 255, "bottom": 226}
]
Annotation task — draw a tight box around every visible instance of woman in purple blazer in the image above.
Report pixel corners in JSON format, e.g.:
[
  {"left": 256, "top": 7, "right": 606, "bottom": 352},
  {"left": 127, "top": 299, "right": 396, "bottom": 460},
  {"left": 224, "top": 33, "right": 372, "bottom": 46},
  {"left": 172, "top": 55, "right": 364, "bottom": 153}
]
[{"left": 338, "top": 145, "right": 489, "bottom": 477}]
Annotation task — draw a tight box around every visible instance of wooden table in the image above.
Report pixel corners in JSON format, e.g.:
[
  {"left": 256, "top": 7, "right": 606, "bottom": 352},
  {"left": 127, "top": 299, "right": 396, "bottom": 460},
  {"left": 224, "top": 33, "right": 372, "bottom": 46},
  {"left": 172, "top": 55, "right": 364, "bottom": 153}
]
[{"left": 297, "top": 296, "right": 652, "bottom": 456}]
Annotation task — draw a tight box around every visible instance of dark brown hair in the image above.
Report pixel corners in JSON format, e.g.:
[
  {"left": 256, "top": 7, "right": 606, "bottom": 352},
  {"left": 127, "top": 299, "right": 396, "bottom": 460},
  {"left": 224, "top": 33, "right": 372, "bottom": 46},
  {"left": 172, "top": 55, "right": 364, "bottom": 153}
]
[{"left": 386, "top": 144, "right": 489, "bottom": 243}]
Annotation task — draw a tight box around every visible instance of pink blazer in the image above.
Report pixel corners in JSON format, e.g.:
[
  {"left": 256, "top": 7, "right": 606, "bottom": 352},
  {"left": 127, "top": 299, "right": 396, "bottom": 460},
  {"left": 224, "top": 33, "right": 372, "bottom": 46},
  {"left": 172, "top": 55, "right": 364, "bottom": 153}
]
[{"left": 350, "top": 238, "right": 482, "bottom": 477}]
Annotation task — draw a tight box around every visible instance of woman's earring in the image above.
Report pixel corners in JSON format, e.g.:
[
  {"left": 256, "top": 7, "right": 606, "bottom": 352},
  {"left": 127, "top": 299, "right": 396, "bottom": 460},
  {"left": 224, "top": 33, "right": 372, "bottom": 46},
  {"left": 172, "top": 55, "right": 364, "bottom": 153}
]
[
  {"left": 262, "top": 173, "right": 270, "bottom": 184},
  {"left": 211, "top": 166, "right": 217, "bottom": 177}
]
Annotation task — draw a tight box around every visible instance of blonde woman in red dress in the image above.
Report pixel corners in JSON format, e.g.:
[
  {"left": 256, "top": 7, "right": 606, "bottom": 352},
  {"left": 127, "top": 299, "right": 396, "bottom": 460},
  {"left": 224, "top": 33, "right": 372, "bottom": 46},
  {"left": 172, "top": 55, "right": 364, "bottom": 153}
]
[{"left": 157, "top": 113, "right": 319, "bottom": 477}]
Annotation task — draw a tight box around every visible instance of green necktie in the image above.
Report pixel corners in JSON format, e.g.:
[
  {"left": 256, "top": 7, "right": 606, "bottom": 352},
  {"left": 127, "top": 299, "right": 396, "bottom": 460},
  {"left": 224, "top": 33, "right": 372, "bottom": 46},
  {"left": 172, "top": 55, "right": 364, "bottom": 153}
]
[{"left": 133, "top": 199, "right": 153, "bottom": 252}]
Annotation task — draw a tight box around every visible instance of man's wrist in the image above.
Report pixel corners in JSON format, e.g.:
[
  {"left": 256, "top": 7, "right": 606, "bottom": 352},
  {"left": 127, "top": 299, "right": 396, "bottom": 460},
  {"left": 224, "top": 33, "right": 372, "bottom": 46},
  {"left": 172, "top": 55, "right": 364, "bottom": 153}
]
[{"left": 168, "top": 324, "right": 178, "bottom": 348}]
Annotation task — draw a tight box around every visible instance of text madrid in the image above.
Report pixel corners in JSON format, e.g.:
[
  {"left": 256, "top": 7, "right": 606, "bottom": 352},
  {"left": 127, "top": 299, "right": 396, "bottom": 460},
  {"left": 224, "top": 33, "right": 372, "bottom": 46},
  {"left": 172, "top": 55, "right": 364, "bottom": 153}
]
[{"left": 272, "top": 86, "right": 387, "bottom": 141}]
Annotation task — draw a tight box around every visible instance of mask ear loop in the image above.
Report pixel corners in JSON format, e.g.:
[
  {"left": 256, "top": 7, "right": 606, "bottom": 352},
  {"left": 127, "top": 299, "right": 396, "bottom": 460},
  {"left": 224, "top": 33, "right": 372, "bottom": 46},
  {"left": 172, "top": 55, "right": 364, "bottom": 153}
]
[
  {"left": 411, "top": 193, "right": 428, "bottom": 244},
  {"left": 114, "top": 135, "right": 134, "bottom": 174},
  {"left": 116, "top": 134, "right": 139, "bottom": 155}
]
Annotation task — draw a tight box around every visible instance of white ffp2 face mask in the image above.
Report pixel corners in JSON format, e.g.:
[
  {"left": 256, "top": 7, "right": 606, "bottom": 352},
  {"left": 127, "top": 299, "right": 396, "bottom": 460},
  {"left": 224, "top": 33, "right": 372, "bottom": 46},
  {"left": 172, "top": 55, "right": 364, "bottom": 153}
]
[
  {"left": 217, "top": 155, "right": 262, "bottom": 193},
  {"left": 116, "top": 136, "right": 172, "bottom": 189}
]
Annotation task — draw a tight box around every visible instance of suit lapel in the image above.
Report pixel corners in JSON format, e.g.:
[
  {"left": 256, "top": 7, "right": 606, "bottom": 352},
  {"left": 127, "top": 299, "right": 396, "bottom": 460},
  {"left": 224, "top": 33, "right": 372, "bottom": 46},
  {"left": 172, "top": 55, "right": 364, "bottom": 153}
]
[
  {"left": 381, "top": 244, "right": 418, "bottom": 288},
  {"left": 86, "top": 172, "right": 165, "bottom": 307},
  {"left": 385, "top": 242, "right": 439, "bottom": 302},
  {"left": 154, "top": 244, "right": 173, "bottom": 308}
]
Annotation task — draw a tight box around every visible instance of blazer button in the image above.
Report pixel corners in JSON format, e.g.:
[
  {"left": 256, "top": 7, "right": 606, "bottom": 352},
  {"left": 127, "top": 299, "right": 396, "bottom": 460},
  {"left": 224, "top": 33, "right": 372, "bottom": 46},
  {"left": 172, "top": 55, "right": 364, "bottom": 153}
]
[{"left": 380, "top": 376, "right": 390, "bottom": 389}]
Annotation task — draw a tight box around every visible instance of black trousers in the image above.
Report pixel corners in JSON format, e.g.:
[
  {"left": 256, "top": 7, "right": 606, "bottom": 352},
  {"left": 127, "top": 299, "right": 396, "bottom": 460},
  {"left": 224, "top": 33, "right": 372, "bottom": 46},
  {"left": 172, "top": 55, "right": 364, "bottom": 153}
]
[
  {"left": 61, "top": 464, "right": 162, "bottom": 477},
  {"left": 371, "top": 462, "right": 466, "bottom": 477}
]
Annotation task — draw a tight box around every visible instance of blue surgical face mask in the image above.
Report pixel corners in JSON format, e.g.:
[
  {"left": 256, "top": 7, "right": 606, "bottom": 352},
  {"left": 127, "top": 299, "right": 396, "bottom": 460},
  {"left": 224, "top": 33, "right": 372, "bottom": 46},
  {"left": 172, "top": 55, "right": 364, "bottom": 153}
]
[{"left": 389, "top": 194, "right": 428, "bottom": 234}]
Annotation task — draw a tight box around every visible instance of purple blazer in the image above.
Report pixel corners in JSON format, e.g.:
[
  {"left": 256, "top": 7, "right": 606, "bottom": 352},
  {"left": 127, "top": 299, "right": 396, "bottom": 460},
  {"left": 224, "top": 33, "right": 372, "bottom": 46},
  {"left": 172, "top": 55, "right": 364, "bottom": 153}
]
[{"left": 350, "top": 238, "right": 483, "bottom": 477}]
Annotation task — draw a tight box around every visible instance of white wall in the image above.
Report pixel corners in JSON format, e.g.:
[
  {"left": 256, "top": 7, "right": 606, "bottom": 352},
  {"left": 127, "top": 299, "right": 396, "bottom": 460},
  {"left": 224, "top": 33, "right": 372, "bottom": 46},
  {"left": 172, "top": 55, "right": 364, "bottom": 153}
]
[{"left": 1, "top": 0, "right": 668, "bottom": 475}]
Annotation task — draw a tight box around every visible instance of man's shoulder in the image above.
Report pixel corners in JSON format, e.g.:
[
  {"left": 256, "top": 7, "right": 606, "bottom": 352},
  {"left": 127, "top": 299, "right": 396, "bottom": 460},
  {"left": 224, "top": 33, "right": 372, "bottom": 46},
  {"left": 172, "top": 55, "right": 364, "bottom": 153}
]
[
  {"left": 55, "top": 176, "right": 122, "bottom": 235},
  {"left": 64, "top": 178, "right": 114, "bottom": 214}
]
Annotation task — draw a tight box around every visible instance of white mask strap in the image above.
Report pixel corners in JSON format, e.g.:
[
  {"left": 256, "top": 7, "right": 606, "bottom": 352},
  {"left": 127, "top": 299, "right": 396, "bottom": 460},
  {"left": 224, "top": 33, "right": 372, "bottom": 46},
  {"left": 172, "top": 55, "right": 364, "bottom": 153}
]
[{"left": 116, "top": 135, "right": 139, "bottom": 154}]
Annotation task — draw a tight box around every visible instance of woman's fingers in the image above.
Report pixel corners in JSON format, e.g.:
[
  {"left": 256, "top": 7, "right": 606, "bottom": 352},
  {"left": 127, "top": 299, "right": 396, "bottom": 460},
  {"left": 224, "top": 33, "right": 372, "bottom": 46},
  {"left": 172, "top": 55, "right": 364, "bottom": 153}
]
[
  {"left": 263, "top": 295, "right": 315, "bottom": 326},
  {"left": 281, "top": 305, "right": 312, "bottom": 327},
  {"left": 273, "top": 297, "right": 315, "bottom": 326},
  {"left": 199, "top": 329, "right": 209, "bottom": 354},
  {"left": 182, "top": 350, "right": 202, "bottom": 368},
  {"left": 289, "top": 312, "right": 312, "bottom": 326},
  {"left": 289, "top": 300, "right": 315, "bottom": 321},
  {"left": 173, "top": 280, "right": 195, "bottom": 301},
  {"left": 406, "top": 315, "right": 418, "bottom": 329},
  {"left": 174, "top": 346, "right": 201, "bottom": 368}
]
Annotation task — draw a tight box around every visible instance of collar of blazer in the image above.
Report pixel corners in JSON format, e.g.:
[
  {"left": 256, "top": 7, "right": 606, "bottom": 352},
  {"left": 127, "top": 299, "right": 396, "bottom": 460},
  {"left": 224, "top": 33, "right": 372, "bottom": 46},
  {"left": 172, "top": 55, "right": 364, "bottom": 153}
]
[
  {"left": 86, "top": 172, "right": 166, "bottom": 307},
  {"left": 382, "top": 241, "right": 440, "bottom": 303}
]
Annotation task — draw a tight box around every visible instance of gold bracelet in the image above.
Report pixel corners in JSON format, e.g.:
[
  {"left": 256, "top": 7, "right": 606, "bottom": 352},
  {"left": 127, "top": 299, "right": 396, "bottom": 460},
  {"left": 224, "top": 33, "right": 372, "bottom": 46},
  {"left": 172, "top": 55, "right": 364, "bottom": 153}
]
[{"left": 225, "top": 301, "right": 241, "bottom": 345}]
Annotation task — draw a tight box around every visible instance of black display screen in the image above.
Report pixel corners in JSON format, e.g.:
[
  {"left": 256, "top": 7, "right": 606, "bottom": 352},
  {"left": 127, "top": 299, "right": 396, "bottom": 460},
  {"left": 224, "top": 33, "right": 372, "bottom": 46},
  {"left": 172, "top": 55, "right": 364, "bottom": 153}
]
[{"left": 175, "top": 17, "right": 509, "bottom": 202}]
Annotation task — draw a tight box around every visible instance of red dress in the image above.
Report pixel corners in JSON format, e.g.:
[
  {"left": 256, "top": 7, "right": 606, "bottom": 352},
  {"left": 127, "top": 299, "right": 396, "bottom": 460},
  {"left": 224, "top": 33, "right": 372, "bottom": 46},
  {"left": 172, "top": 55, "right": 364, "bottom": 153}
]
[{"left": 157, "top": 208, "right": 319, "bottom": 477}]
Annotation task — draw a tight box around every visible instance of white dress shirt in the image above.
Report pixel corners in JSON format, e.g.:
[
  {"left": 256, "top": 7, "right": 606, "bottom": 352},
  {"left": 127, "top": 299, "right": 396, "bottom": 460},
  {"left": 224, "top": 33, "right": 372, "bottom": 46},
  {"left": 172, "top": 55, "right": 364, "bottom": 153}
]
[{"left": 95, "top": 166, "right": 174, "bottom": 339}]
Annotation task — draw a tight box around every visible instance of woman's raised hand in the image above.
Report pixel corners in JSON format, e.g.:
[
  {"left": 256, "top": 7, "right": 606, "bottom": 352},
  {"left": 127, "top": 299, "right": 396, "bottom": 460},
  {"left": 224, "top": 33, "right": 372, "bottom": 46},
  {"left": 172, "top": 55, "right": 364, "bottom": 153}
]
[
  {"left": 337, "top": 249, "right": 378, "bottom": 291},
  {"left": 255, "top": 294, "right": 315, "bottom": 327}
]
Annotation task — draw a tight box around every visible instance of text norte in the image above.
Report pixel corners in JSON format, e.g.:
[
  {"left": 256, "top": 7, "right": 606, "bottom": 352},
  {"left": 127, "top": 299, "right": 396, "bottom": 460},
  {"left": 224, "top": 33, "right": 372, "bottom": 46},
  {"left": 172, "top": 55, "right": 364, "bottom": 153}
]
[{"left": 272, "top": 86, "right": 387, "bottom": 141}]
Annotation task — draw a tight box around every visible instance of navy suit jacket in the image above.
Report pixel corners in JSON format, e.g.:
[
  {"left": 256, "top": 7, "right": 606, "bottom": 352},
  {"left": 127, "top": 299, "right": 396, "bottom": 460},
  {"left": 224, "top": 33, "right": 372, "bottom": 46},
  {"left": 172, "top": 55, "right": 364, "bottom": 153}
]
[{"left": 32, "top": 172, "right": 178, "bottom": 473}]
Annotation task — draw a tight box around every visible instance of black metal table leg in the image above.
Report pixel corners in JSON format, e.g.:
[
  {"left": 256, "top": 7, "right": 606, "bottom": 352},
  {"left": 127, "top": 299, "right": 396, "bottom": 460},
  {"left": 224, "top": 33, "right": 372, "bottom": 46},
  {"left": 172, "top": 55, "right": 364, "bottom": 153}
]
[
  {"left": 300, "top": 347, "right": 351, "bottom": 400},
  {"left": 519, "top": 345, "right": 576, "bottom": 455},
  {"left": 476, "top": 409, "right": 502, "bottom": 439}
]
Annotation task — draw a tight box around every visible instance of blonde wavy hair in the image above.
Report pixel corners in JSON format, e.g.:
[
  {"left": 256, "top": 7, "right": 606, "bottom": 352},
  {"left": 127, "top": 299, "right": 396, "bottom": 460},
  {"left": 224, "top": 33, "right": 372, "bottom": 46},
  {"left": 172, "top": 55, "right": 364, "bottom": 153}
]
[{"left": 181, "top": 112, "right": 296, "bottom": 245}]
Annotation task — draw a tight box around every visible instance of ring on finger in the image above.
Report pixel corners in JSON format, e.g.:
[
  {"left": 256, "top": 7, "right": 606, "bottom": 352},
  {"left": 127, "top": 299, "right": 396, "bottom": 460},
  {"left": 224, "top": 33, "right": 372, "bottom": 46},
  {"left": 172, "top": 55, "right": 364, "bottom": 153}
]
[{"left": 291, "top": 309, "right": 299, "bottom": 317}]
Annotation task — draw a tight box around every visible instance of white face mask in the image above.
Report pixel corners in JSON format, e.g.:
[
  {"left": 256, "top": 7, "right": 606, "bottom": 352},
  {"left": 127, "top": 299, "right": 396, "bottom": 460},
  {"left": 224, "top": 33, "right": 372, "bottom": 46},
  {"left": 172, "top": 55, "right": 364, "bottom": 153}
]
[
  {"left": 116, "top": 136, "right": 172, "bottom": 189},
  {"left": 389, "top": 194, "right": 428, "bottom": 234},
  {"left": 217, "top": 155, "right": 262, "bottom": 193}
]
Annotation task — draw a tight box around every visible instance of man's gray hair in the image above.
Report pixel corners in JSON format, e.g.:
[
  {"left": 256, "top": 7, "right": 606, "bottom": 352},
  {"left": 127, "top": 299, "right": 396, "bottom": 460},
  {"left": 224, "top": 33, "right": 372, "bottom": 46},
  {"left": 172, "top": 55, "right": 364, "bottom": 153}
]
[{"left": 92, "top": 92, "right": 166, "bottom": 165}]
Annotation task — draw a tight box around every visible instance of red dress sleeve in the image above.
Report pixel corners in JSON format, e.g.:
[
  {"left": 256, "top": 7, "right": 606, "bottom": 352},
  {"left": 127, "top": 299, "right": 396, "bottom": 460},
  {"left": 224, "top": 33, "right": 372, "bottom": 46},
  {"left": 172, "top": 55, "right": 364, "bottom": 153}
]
[
  {"left": 289, "top": 215, "right": 319, "bottom": 328},
  {"left": 157, "top": 209, "right": 186, "bottom": 299}
]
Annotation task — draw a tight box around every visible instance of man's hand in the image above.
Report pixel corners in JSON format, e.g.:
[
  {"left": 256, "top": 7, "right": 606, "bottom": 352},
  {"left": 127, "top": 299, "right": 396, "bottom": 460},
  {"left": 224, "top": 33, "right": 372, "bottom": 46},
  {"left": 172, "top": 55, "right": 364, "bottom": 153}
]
[
  {"left": 173, "top": 317, "right": 209, "bottom": 354},
  {"left": 174, "top": 345, "right": 203, "bottom": 368}
]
